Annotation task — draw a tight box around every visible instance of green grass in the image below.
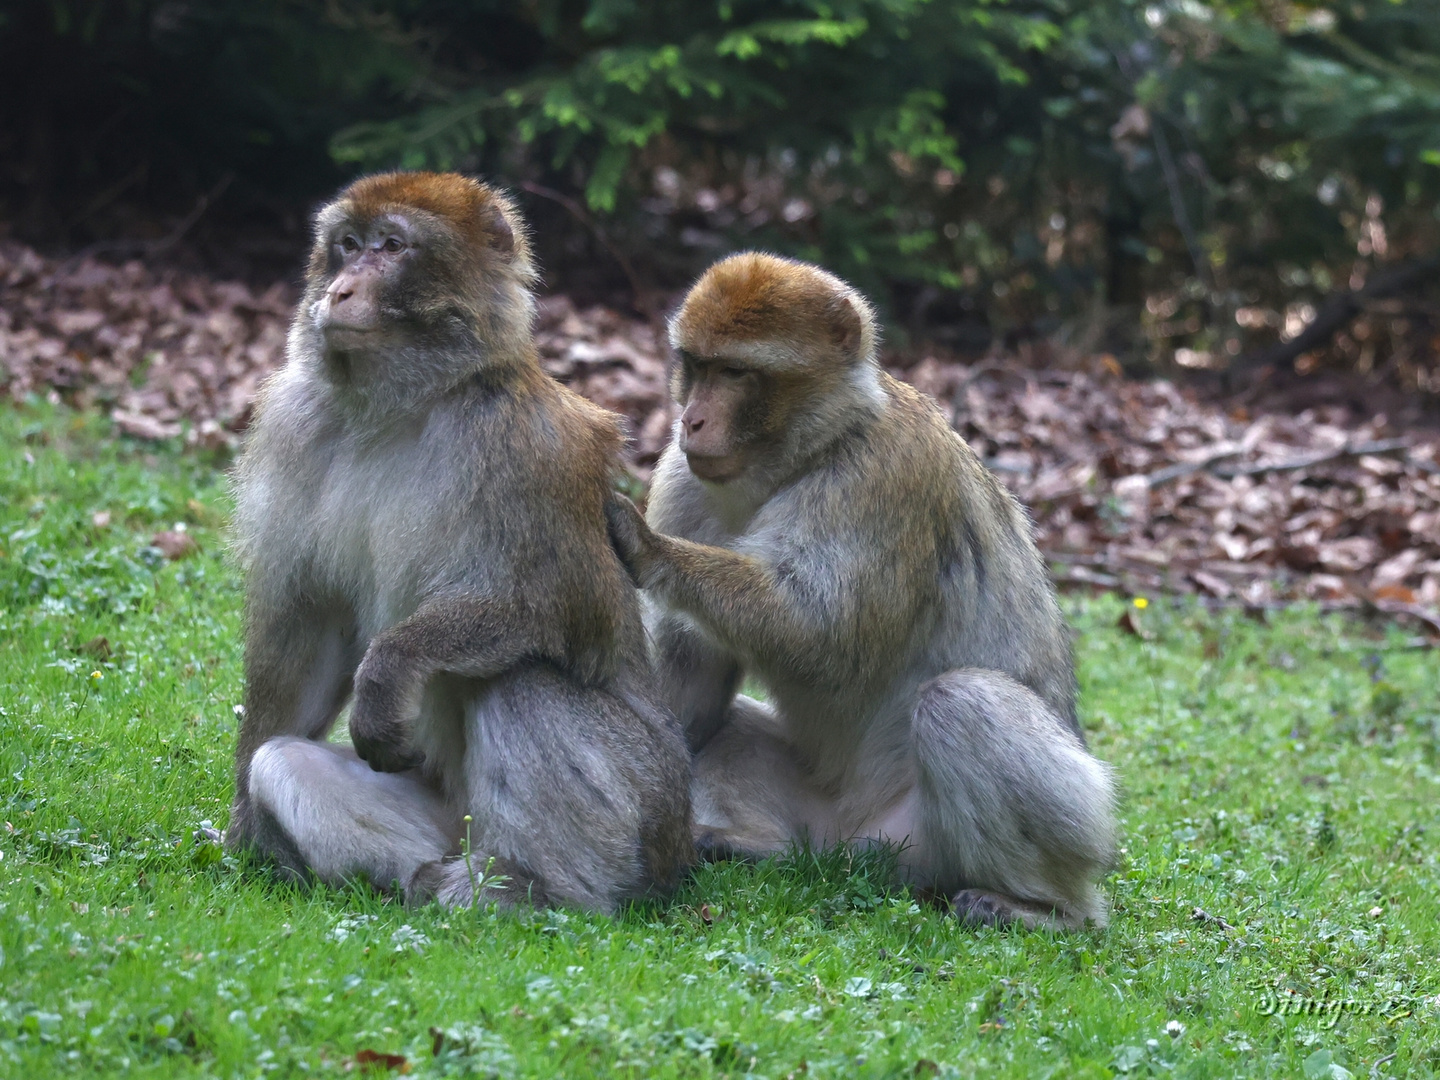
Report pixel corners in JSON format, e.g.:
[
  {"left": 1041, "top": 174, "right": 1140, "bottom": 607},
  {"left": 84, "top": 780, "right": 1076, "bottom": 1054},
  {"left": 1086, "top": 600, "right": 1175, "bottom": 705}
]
[{"left": 1, "top": 400, "right": 1438, "bottom": 1079}]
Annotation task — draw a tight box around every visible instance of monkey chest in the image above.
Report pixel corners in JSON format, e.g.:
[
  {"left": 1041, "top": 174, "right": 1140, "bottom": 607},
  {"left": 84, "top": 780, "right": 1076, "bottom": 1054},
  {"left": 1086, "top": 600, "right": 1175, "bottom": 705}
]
[{"left": 306, "top": 447, "right": 462, "bottom": 632}]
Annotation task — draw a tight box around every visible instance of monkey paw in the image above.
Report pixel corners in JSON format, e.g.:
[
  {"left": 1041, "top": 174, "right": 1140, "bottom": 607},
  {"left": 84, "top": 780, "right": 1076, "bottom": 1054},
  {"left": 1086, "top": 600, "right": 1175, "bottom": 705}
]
[
  {"left": 603, "top": 494, "right": 652, "bottom": 585},
  {"left": 348, "top": 702, "right": 424, "bottom": 773},
  {"left": 348, "top": 668, "right": 425, "bottom": 772},
  {"left": 693, "top": 828, "right": 762, "bottom": 864},
  {"left": 350, "top": 726, "right": 424, "bottom": 773}
]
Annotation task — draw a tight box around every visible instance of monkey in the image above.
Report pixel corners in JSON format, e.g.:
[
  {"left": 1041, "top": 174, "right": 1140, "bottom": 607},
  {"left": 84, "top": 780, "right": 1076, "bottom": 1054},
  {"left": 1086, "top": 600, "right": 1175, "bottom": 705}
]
[
  {"left": 605, "top": 252, "right": 1117, "bottom": 930},
  {"left": 224, "top": 171, "right": 692, "bottom": 912}
]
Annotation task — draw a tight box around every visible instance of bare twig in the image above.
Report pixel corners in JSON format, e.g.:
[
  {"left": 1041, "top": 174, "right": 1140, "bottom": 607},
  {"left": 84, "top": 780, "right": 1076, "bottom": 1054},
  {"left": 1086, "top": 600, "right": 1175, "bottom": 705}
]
[
  {"left": 147, "top": 172, "right": 234, "bottom": 257},
  {"left": 60, "top": 172, "right": 234, "bottom": 271},
  {"left": 518, "top": 180, "right": 654, "bottom": 321},
  {"left": 1191, "top": 906, "right": 1238, "bottom": 932},
  {"left": 1152, "top": 121, "right": 1212, "bottom": 294}
]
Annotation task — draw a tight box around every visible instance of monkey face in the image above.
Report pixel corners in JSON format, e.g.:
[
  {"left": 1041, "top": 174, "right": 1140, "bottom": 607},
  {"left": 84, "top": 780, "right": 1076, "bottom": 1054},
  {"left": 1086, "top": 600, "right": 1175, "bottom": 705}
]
[
  {"left": 671, "top": 353, "right": 778, "bottom": 483},
  {"left": 318, "top": 216, "right": 415, "bottom": 340},
  {"left": 665, "top": 252, "right": 886, "bottom": 486},
  {"left": 299, "top": 172, "right": 537, "bottom": 400}
]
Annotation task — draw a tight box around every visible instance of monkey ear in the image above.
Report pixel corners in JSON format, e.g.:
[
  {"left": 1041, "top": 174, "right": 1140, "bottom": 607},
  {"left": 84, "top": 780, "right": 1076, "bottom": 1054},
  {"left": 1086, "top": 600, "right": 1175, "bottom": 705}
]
[
  {"left": 479, "top": 200, "right": 516, "bottom": 256},
  {"left": 827, "top": 296, "right": 864, "bottom": 357}
]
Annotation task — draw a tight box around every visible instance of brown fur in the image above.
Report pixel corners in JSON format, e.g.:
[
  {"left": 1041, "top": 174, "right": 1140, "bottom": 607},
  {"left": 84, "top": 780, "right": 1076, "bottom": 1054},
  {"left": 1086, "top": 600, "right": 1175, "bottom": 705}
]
[
  {"left": 609, "top": 252, "right": 1116, "bottom": 929},
  {"left": 669, "top": 252, "right": 877, "bottom": 372},
  {"left": 320, "top": 171, "right": 522, "bottom": 268},
  {"left": 229, "top": 172, "right": 692, "bottom": 911}
]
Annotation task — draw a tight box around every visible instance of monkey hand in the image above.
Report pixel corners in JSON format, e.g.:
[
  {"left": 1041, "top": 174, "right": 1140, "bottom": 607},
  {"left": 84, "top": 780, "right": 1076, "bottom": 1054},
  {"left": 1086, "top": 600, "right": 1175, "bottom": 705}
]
[
  {"left": 604, "top": 494, "right": 660, "bottom": 588},
  {"left": 349, "top": 652, "right": 426, "bottom": 773}
]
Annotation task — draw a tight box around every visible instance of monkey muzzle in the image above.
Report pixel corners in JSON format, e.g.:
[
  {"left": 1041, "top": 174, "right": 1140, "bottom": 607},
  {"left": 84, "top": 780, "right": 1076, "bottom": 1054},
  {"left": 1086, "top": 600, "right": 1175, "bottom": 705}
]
[{"left": 321, "top": 262, "right": 385, "bottom": 337}]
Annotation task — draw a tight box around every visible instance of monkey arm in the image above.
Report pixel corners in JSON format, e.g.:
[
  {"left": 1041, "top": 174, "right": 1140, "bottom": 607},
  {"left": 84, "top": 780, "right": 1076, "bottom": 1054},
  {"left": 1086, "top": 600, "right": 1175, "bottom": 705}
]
[
  {"left": 608, "top": 495, "right": 876, "bottom": 684},
  {"left": 348, "top": 595, "right": 537, "bottom": 772}
]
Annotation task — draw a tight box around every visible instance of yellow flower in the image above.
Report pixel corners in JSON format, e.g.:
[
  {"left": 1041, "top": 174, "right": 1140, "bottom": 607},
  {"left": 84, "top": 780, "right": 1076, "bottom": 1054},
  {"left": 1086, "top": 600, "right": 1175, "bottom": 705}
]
[
  {"left": 1133, "top": 597, "right": 1149, "bottom": 610},
  {"left": 89, "top": 670, "right": 104, "bottom": 681}
]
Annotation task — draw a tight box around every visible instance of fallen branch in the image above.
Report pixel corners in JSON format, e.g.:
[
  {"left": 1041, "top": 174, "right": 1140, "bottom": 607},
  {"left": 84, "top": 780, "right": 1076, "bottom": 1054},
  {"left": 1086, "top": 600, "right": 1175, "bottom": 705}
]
[
  {"left": 1210, "top": 438, "right": 1410, "bottom": 478},
  {"left": 1369, "top": 599, "right": 1440, "bottom": 636},
  {"left": 1143, "top": 444, "right": 1243, "bottom": 488},
  {"left": 1236, "top": 251, "right": 1440, "bottom": 373}
]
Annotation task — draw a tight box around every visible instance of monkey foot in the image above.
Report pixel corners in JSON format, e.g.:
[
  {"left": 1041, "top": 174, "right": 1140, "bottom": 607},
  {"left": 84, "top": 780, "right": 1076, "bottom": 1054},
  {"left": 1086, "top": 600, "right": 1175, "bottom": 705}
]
[
  {"left": 950, "top": 888, "right": 1023, "bottom": 928},
  {"left": 693, "top": 828, "right": 763, "bottom": 864}
]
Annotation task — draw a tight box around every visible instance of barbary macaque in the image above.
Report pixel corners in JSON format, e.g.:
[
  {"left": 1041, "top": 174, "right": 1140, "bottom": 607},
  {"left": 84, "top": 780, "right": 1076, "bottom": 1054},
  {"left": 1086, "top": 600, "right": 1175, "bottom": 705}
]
[
  {"left": 226, "top": 171, "right": 692, "bottom": 911},
  {"left": 606, "top": 252, "right": 1116, "bottom": 929}
]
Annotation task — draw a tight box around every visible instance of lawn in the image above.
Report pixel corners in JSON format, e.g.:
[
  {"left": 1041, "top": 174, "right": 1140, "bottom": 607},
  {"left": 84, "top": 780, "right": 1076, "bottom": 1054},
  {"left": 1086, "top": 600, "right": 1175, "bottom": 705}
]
[{"left": 1, "top": 400, "right": 1437, "bottom": 1079}]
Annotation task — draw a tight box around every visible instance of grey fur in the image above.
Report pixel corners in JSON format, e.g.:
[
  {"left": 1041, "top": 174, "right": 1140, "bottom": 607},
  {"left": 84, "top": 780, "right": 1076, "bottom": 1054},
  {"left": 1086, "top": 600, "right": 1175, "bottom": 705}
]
[
  {"left": 226, "top": 174, "right": 691, "bottom": 911},
  {"left": 616, "top": 255, "right": 1116, "bottom": 929}
]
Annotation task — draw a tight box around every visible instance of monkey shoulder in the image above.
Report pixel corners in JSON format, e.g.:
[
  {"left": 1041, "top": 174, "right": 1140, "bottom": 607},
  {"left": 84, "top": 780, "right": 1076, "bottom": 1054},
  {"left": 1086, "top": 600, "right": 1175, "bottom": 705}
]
[{"left": 789, "top": 385, "right": 959, "bottom": 538}]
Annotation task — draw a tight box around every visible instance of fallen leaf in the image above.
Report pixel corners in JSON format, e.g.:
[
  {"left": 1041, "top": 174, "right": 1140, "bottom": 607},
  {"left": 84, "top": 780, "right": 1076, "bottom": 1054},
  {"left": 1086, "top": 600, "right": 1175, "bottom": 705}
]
[
  {"left": 1373, "top": 583, "right": 1418, "bottom": 604},
  {"left": 77, "top": 636, "right": 111, "bottom": 659},
  {"left": 1116, "top": 608, "right": 1151, "bottom": 639},
  {"left": 351, "top": 1049, "right": 410, "bottom": 1074},
  {"left": 151, "top": 531, "right": 198, "bottom": 560}
]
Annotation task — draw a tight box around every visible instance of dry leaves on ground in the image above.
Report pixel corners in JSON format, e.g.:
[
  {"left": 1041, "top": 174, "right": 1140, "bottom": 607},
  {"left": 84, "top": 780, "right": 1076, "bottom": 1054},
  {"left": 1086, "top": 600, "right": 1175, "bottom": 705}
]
[{"left": 2, "top": 240, "right": 1437, "bottom": 624}]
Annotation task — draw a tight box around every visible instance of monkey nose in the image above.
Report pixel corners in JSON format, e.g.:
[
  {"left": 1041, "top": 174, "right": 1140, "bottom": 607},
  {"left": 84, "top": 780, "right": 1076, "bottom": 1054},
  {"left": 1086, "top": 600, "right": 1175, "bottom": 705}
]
[
  {"left": 330, "top": 286, "right": 355, "bottom": 307},
  {"left": 685, "top": 416, "right": 705, "bottom": 434}
]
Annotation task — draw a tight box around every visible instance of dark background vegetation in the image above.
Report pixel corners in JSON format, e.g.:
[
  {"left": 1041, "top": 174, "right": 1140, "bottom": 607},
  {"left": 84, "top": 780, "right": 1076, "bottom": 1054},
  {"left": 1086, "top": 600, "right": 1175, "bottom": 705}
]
[{"left": 3, "top": 0, "right": 1439, "bottom": 392}]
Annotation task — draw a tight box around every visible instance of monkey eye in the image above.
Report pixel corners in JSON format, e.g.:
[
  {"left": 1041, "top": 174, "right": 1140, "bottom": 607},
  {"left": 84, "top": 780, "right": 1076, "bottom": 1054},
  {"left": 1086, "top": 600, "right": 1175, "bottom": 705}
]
[
  {"left": 383, "top": 236, "right": 405, "bottom": 253},
  {"left": 341, "top": 235, "right": 361, "bottom": 254},
  {"left": 719, "top": 365, "right": 748, "bottom": 378}
]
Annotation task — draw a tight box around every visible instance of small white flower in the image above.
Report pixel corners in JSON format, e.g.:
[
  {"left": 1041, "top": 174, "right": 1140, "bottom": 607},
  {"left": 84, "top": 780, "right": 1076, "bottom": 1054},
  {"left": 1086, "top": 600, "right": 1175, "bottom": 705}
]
[
  {"left": 1165, "top": 1019, "right": 1186, "bottom": 1038},
  {"left": 391, "top": 924, "right": 430, "bottom": 953}
]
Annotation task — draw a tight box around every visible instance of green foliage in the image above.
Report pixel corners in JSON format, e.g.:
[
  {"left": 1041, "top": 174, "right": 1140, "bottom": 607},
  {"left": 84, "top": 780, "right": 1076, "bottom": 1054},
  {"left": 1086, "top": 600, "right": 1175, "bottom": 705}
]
[
  {"left": 320, "top": 0, "right": 1440, "bottom": 356},
  {"left": 7, "top": 1, "right": 1439, "bottom": 366},
  {"left": 2, "top": 402, "right": 1440, "bottom": 1076}
]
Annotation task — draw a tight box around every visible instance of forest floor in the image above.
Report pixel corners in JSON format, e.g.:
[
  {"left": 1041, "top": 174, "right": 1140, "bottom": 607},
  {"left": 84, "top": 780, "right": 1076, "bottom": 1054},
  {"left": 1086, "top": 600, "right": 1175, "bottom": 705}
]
[
  {"left": 4, "top": 239, "right": 1440, "bottom": 636},
  {"left": 1, "top": 402, "right": 1439, "bottom": 1078}
]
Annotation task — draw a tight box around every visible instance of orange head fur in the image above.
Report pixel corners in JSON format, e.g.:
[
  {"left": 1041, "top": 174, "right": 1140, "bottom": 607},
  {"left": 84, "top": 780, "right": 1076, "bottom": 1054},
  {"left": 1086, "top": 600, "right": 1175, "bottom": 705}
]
[
  {"left": 309, "top": 171, "right": 534, "bottom": 284},
  {"left": 669, "top": 252, "right": 878, "bottom": 373}
]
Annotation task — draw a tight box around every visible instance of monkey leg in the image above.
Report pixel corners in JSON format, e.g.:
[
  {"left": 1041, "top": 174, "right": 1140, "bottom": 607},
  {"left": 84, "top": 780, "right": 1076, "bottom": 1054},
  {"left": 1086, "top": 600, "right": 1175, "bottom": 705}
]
[
  {"left": 247, "top": 736, "right": 461, "bottom": 891},
  {"left": 910, "top": 669, "right": 1117, "bottom": 930},
  {"left": 690, "top": 695, "right": 835, "bottom": 860},
  {"left": 409, "top": 665, "right": 692, "bottom": 913},
  {"left": 229, "top": 610, "right": 359, "bottom": 858}
]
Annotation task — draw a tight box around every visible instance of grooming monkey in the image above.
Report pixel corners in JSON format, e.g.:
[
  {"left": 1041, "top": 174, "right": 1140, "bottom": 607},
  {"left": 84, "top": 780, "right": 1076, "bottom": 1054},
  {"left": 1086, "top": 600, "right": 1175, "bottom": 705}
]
[
  {"left": 606, "top": 252, "right": 1116, "bottom": 929},
  {"left": 226, "top": 171, "right": 691, "bottom": 911}
]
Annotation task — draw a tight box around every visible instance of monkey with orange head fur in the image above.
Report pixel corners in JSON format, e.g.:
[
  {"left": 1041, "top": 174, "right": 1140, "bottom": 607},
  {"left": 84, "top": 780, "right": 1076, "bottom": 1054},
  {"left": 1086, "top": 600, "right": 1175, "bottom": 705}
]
[
  {"left": 607, "top": 253, "right": 1116, "bottom": 929},
  {"left": 227, "top": 172, "right": 692, "bottom": 911}
]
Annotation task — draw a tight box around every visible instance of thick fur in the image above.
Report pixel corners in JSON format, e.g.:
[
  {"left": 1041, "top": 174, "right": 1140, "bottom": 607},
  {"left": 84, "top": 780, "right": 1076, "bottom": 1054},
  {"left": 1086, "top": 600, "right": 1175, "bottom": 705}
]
[
  {"left": 610, "top": 252, "right": 1116, "bottom": 929},
  {"left": 227, "top": 171, "right": 692, "bottom": 911}
]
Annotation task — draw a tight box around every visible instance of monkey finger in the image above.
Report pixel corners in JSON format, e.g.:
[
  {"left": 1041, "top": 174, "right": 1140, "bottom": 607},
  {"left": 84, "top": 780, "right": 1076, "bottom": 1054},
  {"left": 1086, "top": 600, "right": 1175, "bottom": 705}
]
[{"left": 603, "top": 495, "right": 648, "bottom": 577}]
